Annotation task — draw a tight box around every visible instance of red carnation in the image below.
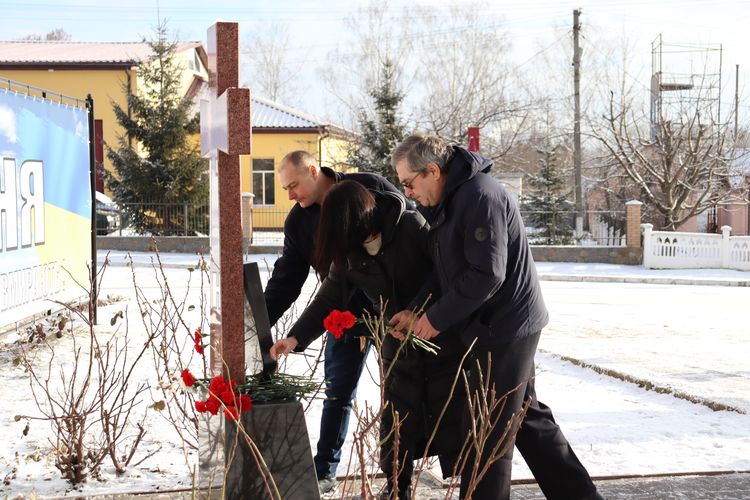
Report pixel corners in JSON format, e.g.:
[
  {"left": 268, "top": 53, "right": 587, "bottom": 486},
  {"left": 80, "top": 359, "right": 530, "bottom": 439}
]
[
  {"left": 193, "top": 373, "right": 252, "bottom": 421},
  {"left": 339, "top": 311, "right": 356, "bottom": 328},
  {"left": 205, "top": 396, "right": 221, "bottom": 415},
  {"left": 323, "top": 310, "right": 358, "bottom": 339},
  {"left": 224, "top": 405, "right": 240, "bottom": 421},
  {"left": 181, "top": 369, "right": 196, "bottom": 387},
  {"left": 209, "top": 375, "right": 227, "bottom": 395},
  {"left": 194, "top": 328, "right": 204, "bottom": 355},
  {"left": 238, "top": 394, "right": 253, "bottom": 413},
  {"left": 220, "top": 389, "right": 236, "bottom": 405}
]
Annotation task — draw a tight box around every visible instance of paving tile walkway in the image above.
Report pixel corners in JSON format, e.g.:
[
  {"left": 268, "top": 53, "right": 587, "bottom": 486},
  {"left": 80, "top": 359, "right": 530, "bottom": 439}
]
[
  {"left": 512, "top": 472, "right": 750, "bottom": 500},
  {"left": 89, "top": 471, "right": 750, "bottom": 499}
]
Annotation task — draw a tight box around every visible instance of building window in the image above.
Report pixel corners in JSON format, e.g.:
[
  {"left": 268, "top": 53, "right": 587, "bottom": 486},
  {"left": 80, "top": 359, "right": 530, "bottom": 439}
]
[{"left": 252, "top": 158, "right": 275, "bottom": 206}]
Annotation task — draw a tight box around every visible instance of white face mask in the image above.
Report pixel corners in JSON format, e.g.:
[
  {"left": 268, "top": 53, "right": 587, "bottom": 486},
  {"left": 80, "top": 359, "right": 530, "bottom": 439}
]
[{"left": 363, "top": 233, "right": 383, "bottom": 256}]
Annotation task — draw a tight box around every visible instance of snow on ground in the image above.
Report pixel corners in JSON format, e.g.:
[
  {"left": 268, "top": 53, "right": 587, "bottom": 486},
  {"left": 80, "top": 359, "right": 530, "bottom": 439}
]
[
  {"left": 535, "top": 261, "right": 750, "bottom": 283},
  {"left": 540, "top": 281, "right": 750, "bottom": 414},
  {"left": 0, "top": 252, "right": 748, "bottom": 498}
]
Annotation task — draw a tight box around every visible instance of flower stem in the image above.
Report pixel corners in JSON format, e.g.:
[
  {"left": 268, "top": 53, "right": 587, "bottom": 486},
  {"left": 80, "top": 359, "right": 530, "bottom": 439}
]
[{"left": 408, "top": 334, "right": 440, "bottom": 355}]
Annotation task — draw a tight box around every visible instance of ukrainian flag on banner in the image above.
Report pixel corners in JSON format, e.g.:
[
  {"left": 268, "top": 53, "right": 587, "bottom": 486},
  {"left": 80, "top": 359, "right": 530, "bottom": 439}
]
[{"left": 0, "top": 87, "right": 91, "bottom": 326}]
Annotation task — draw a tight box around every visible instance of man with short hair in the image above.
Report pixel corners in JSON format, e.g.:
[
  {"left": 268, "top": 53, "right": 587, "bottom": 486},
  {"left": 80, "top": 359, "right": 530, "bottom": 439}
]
[
  {"left": 261, "top": 150, "right": 402, "bottom": 494},
  {"left": 389, "top": 134, "right": 603, "bottom": 500}
]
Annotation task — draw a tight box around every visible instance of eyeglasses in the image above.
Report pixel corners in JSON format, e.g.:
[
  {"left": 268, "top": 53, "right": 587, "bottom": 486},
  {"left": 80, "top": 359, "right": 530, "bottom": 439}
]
[{"left": 400, "top": 171, "right": 424, "bottom": 190}]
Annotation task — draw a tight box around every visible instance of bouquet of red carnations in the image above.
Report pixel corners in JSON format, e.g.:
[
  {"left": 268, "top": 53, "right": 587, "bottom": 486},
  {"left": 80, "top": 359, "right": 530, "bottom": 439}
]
[{"left": 323, "top": 309, "right": 440, "bottom": 355}]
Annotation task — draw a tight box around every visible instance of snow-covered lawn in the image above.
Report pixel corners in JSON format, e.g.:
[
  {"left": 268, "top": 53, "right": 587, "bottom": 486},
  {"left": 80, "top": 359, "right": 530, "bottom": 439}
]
[{"left": 1, "top": 256, "right": 748, "bottom": 498}]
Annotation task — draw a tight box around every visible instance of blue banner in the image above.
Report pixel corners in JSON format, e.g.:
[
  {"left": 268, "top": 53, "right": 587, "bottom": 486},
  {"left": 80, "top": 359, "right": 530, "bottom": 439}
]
[{"left": 0, "top": 87, "right": 91, "bottom": 326}]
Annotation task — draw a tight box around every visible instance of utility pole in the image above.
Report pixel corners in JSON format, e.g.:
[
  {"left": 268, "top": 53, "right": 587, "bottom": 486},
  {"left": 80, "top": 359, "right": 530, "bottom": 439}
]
[
  {"left": 573, "top": 8, "right": 584, "bottom": 237},
  {"left": 735, "top": 64, "right": 739, "bottom": 139}
]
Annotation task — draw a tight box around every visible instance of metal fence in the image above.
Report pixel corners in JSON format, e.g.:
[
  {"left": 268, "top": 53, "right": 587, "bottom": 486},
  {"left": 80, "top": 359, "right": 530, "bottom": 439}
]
[
  {"left": 519, "top": 210, "right": 627, "bottom": 246},
  {"left": 99, "top": 204, "right": 627, "bottom": 247},
  {"left": 103, "top": 203, "right": 210, "bottom": 236}
]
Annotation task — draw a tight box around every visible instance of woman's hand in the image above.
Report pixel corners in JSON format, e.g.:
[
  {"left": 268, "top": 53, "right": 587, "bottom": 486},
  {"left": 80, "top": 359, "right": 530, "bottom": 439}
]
[
  {"left": 270, "top": 337, "right": 299, "bottom": 360},
  {"left": 389, "top": 310, "right": 419, "bottom": 340}
]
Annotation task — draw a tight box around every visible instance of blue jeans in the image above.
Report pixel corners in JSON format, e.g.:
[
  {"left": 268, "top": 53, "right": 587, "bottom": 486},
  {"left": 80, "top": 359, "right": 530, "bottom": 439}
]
[{"left": 315, "top": 325, "right": 371, "bottom": 480}]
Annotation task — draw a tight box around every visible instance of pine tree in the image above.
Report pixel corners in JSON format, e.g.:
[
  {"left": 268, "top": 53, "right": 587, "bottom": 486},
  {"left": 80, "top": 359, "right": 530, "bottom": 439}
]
[
  {"left": 105, "top": 23, "right": 208, "bottom": 235},
  {"left": 348, "top": 59, "right": 406, "bottom": 187},
  {"left": 524, "top": 148, "right": 575, "bottom": 245}
]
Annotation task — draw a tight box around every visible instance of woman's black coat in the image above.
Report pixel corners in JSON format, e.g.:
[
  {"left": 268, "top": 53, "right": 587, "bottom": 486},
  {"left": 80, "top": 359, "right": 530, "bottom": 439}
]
[{"left": 288, "top": 191, "right": 465, "bottom": 479}]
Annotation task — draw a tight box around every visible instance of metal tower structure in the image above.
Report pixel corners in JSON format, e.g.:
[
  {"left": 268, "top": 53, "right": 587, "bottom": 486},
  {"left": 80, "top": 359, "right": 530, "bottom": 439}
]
[{"left": 650, "top": 34, "right": 723, "bottom": 138}]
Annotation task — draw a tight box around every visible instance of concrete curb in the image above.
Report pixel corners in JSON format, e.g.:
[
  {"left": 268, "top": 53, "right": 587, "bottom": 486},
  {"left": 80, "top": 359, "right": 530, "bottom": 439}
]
[
  {"left": 98, "top": 260, "right": 750, "bottom": 287},
  {"left": 537, "top": 273, "right": 750, "bottom": 287},
  {"left": 100, "top": 260, "right": 200, "bottom": 270}
]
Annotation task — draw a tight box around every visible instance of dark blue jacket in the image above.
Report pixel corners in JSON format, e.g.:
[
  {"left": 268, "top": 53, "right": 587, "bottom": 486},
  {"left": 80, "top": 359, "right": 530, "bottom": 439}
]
[
  {"left": 262, "top": 167, "right": 403, "bottom": 327},
  {"left": 423, "top": 147, "right": 548, "bottom": 346}
]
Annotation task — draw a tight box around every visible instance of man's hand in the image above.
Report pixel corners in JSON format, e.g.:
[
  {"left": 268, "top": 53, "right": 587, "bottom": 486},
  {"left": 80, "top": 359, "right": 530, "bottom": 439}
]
[
  {"left": 413, "top": 313, "right": 440, "bottom": 340},
  {"left": 389, "top": 310, "right": 419, "bottom": 341},
  {"left": 270, "top": 337, "right": 299, "bottom": 360}
]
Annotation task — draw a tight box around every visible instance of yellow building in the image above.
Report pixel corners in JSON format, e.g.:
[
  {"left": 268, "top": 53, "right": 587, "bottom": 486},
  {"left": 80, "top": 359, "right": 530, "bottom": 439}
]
[
  {"left": 243, "top": 96, "right": 354, "bottom": 231},
  {"left": 0, "top": 40, "right": 208, "bottom": 191},
  {"left": 0, "top": 41, "right": 355, "bottom": 233}
]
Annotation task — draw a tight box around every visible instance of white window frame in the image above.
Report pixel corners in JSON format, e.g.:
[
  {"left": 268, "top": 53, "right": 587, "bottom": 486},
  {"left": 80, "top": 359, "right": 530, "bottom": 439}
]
[{"left": 252, "top": 159, "right": 275, "bottom": 206}]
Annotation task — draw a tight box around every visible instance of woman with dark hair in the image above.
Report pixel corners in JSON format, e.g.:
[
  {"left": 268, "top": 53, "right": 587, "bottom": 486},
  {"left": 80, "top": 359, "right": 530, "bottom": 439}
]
[{"left": 270, "top": 180, "right": 465, "bottom": 499}]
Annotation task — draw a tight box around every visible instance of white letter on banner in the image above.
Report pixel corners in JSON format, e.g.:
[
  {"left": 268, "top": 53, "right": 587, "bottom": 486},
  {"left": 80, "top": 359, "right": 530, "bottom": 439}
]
[
  {"left": 19, "top": 160, "right": 45, "bottom": 246},
  {"left": 0, "top": 157, "right": 18, "bottom": 251}
]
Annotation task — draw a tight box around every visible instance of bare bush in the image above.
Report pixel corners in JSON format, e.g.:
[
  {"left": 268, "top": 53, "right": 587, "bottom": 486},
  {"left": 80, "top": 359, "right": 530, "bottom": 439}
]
[{"left": 18, "top": 263, "right": 157, "bottom": 484}]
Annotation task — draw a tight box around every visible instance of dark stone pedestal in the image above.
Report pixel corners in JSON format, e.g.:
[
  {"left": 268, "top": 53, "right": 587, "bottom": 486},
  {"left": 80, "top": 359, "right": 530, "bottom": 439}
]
[{"left": 225, "top": 401, "right": 320, "bottom": 500}]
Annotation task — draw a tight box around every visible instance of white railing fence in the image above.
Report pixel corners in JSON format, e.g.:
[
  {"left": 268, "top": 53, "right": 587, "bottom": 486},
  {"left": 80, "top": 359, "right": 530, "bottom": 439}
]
[{"left": 642, "top": 224, "right": 750, "bottom": 271}]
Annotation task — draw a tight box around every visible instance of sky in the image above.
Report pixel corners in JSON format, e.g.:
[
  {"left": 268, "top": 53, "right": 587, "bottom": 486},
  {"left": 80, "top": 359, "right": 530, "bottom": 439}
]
[{"left": 3, "top": 0, "right": 750, "bottom": 121}]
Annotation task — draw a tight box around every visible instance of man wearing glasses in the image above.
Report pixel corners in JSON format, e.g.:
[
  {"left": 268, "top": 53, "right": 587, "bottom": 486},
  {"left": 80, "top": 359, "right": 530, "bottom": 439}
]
[{"left": 389, "top": 134, "right": 604, "bottom": 500}]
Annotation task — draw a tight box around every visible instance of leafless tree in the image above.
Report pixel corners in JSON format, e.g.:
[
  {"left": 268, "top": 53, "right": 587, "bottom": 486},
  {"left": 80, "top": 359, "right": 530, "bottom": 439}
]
[
  {"left": 319, "top": 0, "right": 414, "bottom": 129},
  {"left": 20, "top": 28, "right": 72, "bottom": 41},
  {"left": 518, "top": 23, "right": 643, "bottom": 189},
  {"left": 321, "top": 1, "right": 539, "bottom": 160},
  {"left": 592, "top": 87, "right": 741, "bottom": 230},
  {"left": 575, "top": 28, "right": 651, "bottom": 224},
  {"left": 242, "top": 23, "right": 301, "bottom": 106},
  {"left": 407, "top": 4, "right": 528, "bottom": 155}
]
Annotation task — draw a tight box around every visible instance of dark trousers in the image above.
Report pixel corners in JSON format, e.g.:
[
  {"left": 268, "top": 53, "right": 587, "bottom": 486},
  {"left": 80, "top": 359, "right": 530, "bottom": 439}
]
[
  {"left": 459, "top": 331, "right": 597, "bottom": 500},
  {"left": 315, "top": 327, "right": 371, "bottom": 480}
]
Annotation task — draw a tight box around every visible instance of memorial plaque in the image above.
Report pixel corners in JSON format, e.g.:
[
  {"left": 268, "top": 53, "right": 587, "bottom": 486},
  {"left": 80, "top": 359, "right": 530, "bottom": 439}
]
[
  {"left": 225, "top": 402, "right": 320, "bottom": 500},
  {"left": 223, "top": 262, "right": 318, "bottom": 499}
]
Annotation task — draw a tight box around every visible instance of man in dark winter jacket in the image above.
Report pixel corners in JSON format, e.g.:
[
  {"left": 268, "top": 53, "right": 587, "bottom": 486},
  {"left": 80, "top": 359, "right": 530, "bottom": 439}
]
[
  {"left": 389, "top": 134, "right": 604, "bottom": 500},
  {"left": 259, "top": 150, "right": 402, "bottom": 495}
]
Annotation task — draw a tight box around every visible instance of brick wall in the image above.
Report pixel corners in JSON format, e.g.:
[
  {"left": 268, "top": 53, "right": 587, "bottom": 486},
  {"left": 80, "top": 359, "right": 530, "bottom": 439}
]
[
  {"left": 99, "top": 237, "right": 643, "bottom": 265},
  {"left": 531, "top": 246, "right": 643, "bottom": 265}
]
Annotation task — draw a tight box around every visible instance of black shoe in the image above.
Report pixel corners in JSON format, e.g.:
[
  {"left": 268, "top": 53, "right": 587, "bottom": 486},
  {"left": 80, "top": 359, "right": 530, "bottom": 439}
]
[
  {"left": 581, "top": 490, "right": 606, "bottom": 500},
  {"left": 318, "top": 476, "right": 338, "bottom": 495},
  {"left": 379, "top": 483, "right": 412, "bottom": 500}
]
